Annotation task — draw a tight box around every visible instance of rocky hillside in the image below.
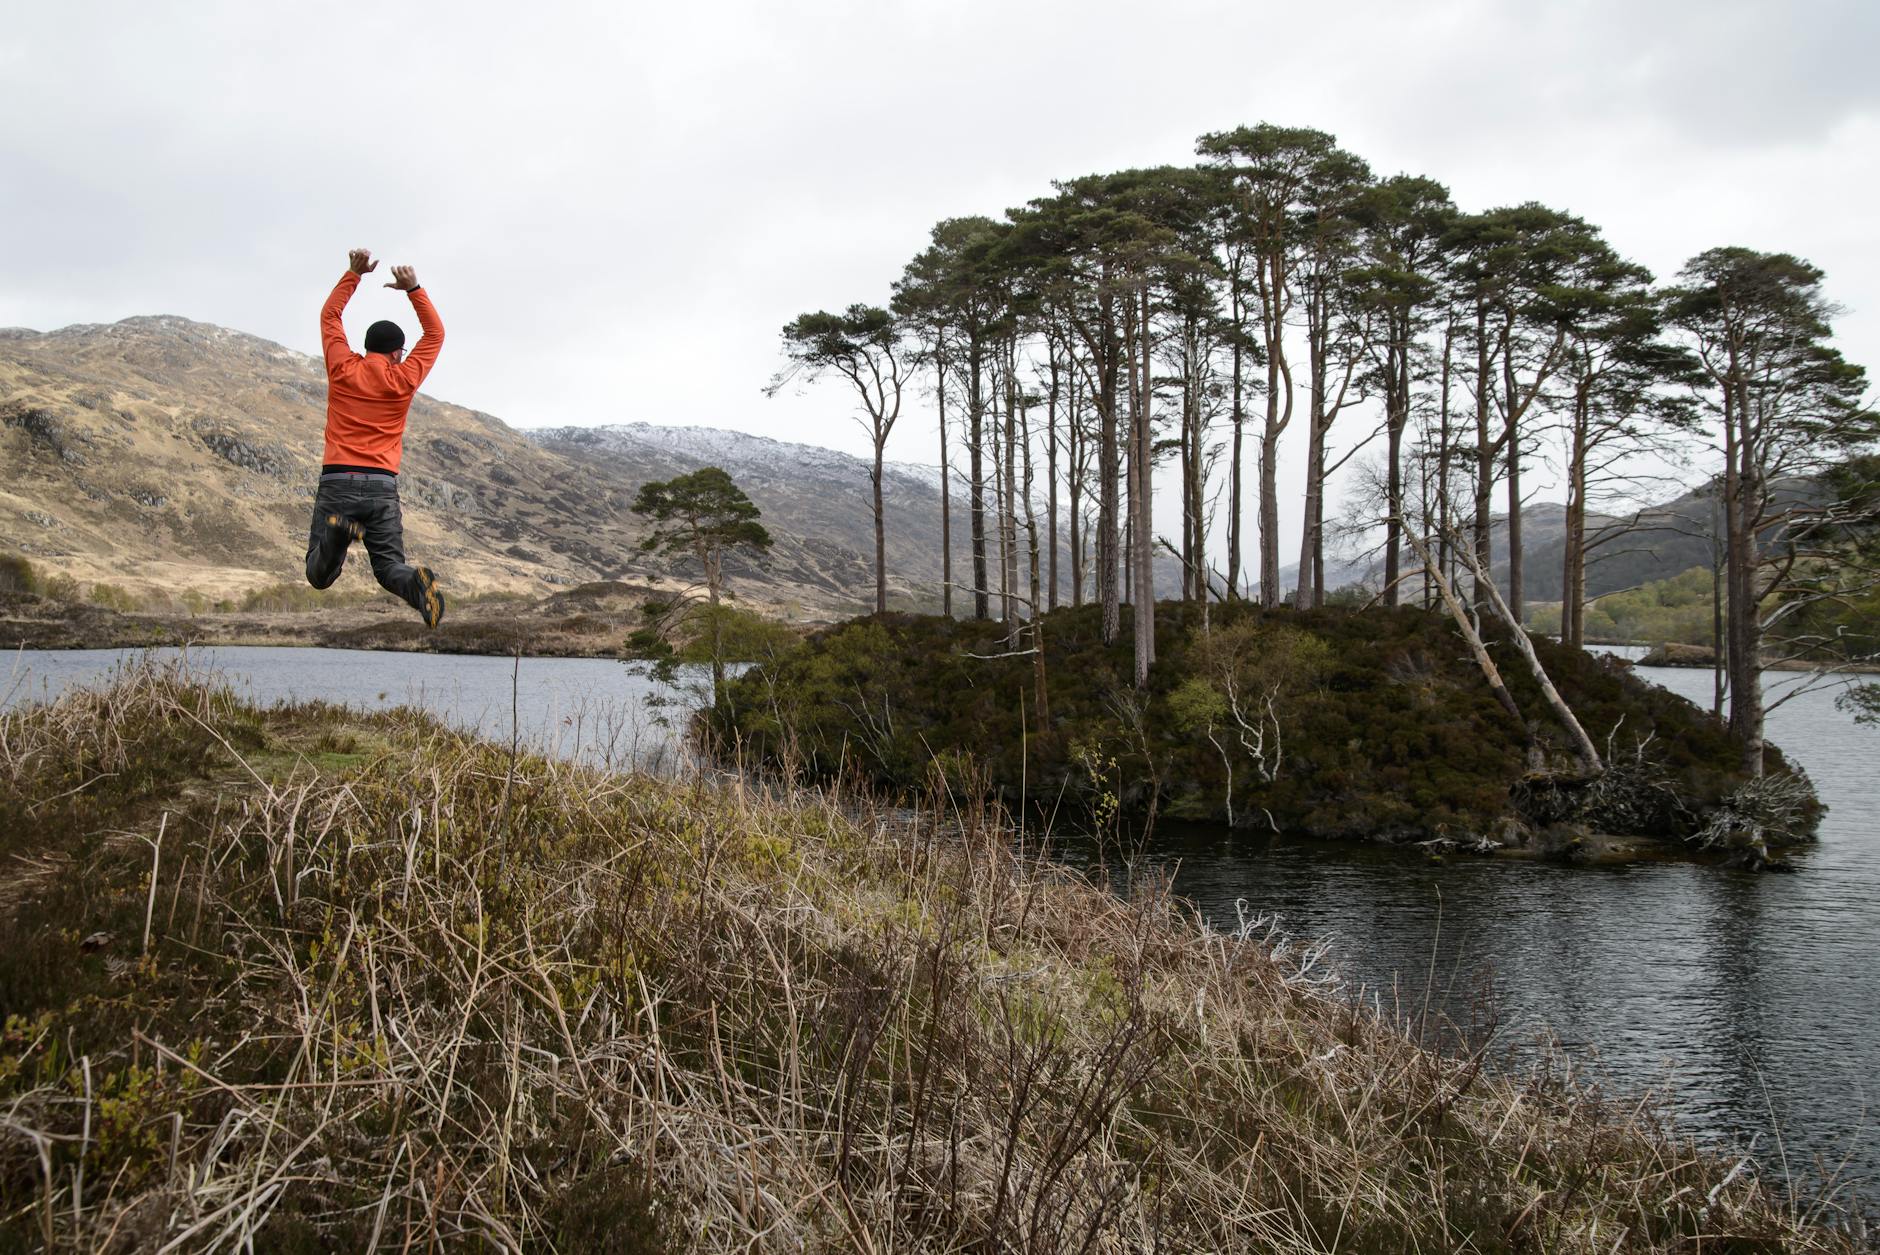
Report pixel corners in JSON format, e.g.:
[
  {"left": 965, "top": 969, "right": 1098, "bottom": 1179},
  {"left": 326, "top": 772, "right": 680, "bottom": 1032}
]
[
  {"left": 0, "top": 316, "right": 962, "bottom": 616},
  {"left": 527, "top": 422, "right": 978, "bottom": 610}
]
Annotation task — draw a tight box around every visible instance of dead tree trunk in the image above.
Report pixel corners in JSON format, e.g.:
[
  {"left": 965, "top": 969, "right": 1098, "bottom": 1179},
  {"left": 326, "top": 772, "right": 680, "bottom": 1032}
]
[
  {"left": 1454, "top": 536, "right": 1604, "bottom": 776},
  {"left": 1401, "top": 519, "right": 1527, "bottom": 736}
]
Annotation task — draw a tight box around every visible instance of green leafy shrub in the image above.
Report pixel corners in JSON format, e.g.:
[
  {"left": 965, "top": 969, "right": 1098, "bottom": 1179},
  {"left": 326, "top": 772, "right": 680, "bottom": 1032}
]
[
  {"left": 627, "top": 599, "right": 800, "bottom": 665},
  {"left": 87, "top": 582, "right": 140, "bottom": 612}
]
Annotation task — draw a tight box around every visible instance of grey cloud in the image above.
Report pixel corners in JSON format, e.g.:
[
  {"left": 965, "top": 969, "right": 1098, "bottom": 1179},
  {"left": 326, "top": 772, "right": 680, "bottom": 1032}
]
[{"left": 2, "top": 0, "right": 1872, "bottom": 559}]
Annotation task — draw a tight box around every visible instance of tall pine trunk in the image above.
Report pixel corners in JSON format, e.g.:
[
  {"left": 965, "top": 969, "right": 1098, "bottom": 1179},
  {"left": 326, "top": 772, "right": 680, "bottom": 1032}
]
[
  {"left": 1069, "top": 368, "right": 1084, "bottom": 608},
  {"left": 1435, "top": 315, "right": 1457, "bottom": 605},
  {"left": 1562, "top": 377, "right": 1591, "bottom": 650},
  {"left": 1134, "top": 285, "right": 1156, "bottom": 688},
  {"left": 936, "top": 351, "right": 952, "bottom": 617},
  {"left": 1471, "top": 303, "right": 1495, "bottom": 607},
  {"left": 1227, "top": 272, "right": 1246, "bottom": 598},
  {"left": 1179, "top": 329, "right": 1195, "bottom": 603},
  {"left": 1003, "top": 345, "right": 1020, "bottom": 637},
  {"left": 870, "top": 452, "right": 886, "bottom": 613},
  {"left": 1021, "top": 393, "right": 1042, "bottom": 627},
  {"left": 1722, "top": 372, "right": 1765, "bottom": 776},
  {"left": 968, "top": 344, "right": 989, "bottom": 620},
  {"left": 1046, "top": 346, "right": 1061, "bottom": 611},
  {"left": 1295, "top": 283, "right": 1328, "bottom": 608},
  {"left": 1257, "top": 245, "right": 1293, "bottom": 608},
  {"left": 1501, "top": 310, "right": 1526, "bottom": 623},
  {"left": 1097, "top": 296, "right": 1121, "bottom": 645},
  {"left": 1383, "top": 312, "right": 1409, "bottom": 607}
]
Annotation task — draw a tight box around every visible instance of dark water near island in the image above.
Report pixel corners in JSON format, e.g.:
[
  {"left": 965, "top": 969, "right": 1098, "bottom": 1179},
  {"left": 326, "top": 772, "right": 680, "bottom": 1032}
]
[
  {"left": 6, "top": 645, "right": 1877, "bottom": 1207},
  {"left": 1070, "top": 650, "right": 1880, "bottom": 1210}
]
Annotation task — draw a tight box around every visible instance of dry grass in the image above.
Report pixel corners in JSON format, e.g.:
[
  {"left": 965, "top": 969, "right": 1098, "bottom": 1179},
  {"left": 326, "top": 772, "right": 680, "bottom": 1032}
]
[{"left": 0, "top": 659, "right": 1867, "bottom": 1252}]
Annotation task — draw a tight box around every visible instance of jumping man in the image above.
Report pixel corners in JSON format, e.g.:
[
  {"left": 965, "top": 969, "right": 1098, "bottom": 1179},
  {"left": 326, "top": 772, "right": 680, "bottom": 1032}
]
[{"left": 304, "top": 247, "right": 446, "bottom": 626}]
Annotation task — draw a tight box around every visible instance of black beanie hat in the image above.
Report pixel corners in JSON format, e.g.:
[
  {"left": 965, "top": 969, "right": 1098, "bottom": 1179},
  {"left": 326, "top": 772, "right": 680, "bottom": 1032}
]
[{"left": 364, "top": 320, "right": 406, "bottom": 354}]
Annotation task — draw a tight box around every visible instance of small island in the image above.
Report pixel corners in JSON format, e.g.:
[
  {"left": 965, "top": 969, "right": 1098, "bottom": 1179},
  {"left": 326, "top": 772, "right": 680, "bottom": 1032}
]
[{"left": 718, "top": 601, "right": 1820, "bottom": 869}]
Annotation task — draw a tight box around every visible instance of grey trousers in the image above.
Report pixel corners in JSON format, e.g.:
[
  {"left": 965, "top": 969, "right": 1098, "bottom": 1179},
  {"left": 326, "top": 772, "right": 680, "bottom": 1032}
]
[{"left": 304, "top": 474, "right": 429, "bottom": 613}]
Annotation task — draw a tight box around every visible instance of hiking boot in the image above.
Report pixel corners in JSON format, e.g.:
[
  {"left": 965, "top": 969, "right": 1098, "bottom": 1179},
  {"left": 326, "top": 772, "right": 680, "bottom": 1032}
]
[{"left": 415, "top": 566, "right": 446, "bottom": 629}]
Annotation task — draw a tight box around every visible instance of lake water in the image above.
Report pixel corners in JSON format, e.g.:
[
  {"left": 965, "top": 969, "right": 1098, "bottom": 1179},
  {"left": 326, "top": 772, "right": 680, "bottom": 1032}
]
[
  {"left": 1, "top": 646, "right": 694, "bottom": 772},
  {"left": 1076, "top": 649, "right": 1879, "bottom": 1211},
  {"left": 5, "top": 644, "right": 1877, "bottom": 1208}
]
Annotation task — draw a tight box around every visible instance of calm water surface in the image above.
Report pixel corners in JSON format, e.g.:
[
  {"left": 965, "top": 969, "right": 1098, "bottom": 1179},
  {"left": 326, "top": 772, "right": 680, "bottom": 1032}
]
[
  {"left": 1079, "top": 650, "right": 1879, "bottom": 1206},
  {"left": 6, "top": 645, "right": 1877, "bottom": 1203},
  {"left": 2, "top": 646, "right": 691, "bottom": 770}
]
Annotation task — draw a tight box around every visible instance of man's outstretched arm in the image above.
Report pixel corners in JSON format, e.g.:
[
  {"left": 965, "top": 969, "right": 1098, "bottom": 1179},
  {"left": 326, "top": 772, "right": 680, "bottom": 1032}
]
[
  {"left": 385, "top": 264, "right": 445, "bottom": 387},
  {"left": 322, "top": 248, "right": 377, "bottom": 373}
]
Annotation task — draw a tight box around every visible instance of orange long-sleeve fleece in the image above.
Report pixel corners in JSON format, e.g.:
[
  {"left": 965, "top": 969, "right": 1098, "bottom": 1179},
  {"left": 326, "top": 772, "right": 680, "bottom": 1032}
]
[{"left": 319, "top": 271, "right": 445, "bottom": 472}]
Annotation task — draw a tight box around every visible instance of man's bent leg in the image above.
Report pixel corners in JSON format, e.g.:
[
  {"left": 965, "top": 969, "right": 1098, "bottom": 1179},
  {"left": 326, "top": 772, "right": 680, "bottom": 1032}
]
[
  {"left": 304, "top": 482, "right": 356, "bottom": 589},
  {"left": 357, "top": 482, "right": 443, "bottom": 624}
]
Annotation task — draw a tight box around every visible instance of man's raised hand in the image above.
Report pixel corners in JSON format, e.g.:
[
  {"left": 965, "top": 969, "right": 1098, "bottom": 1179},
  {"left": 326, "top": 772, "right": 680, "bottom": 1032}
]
[
  {"left": 348, "top": 248, "right": 379, "bottom": 276},
  {"left": 384, "top": 265, "right": 420, "bottom": 292}
]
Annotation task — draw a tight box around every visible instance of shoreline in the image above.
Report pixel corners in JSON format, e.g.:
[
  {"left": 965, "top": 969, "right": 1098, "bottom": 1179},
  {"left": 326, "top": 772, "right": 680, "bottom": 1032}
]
[
  {"left": 10, "top": 599, "right": 1872, "bottom": 675},
  {"left": 0, "top": 584, "right": 669, "bottom": 659},
  {"left": 5, "top": 614, "right": 1830, "bottom": 873}
]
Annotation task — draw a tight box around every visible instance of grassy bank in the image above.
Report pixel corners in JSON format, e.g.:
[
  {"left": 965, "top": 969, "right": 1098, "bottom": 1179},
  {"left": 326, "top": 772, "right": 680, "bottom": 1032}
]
[{"left": 0, "top": 662, "right": 1862, "bottom": 1251}]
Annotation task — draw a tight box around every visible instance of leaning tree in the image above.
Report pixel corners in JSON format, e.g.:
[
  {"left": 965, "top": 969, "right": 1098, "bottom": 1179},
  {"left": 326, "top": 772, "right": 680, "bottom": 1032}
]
[{"left": 770, "top": 304, "right": 913, "bottom": 615}]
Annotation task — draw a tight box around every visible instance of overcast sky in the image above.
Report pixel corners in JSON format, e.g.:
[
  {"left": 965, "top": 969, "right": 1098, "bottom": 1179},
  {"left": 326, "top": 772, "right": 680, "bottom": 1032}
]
[{"left": 5, "top": 0, "right": 1876, "bottom": 561}]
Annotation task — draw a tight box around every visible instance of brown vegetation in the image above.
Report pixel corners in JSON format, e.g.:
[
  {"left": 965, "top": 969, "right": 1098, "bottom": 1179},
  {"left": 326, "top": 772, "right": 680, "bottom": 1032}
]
[{"left": 0, "top": 661, "right": 1862, "bottom": 1250}]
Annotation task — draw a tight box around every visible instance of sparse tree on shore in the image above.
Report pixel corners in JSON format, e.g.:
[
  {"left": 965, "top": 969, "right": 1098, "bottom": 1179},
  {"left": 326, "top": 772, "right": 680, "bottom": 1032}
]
[
  {"left": 632, "top": 467, "right": 774, "bottom": 702},
  {"left": 771, "top": 304, "right": 913, "bottom": 615}
]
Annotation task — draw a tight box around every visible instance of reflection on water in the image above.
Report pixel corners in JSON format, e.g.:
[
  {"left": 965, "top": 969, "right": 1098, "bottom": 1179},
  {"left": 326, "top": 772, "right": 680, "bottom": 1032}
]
[{"left": 6, "top": 645, "right": 1877, "bottom": 1202}]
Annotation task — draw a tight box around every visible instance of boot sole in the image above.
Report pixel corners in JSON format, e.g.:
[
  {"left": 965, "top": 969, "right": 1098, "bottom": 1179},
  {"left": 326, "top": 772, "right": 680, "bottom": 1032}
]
[{"left": 416, "top": 567, "right": 445, "bottom": 629}]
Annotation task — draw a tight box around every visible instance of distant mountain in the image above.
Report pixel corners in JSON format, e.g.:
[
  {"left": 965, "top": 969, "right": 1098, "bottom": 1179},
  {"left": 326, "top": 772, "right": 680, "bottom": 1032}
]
[
  {"left": 1285, "top": 499, "right": 1716, "bottom": 604},
  {"left": 520, "top": 423, "right": 1151, "bottom": 613},
  {"left": 0, "top": 316, "right": 966, "bottom": 616},
  {"left": 525, "top": 423, "right": 977, "bottom": 612},
  {"left": 1519, "top": 488, "right": 1721, "bottom": 601}
]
